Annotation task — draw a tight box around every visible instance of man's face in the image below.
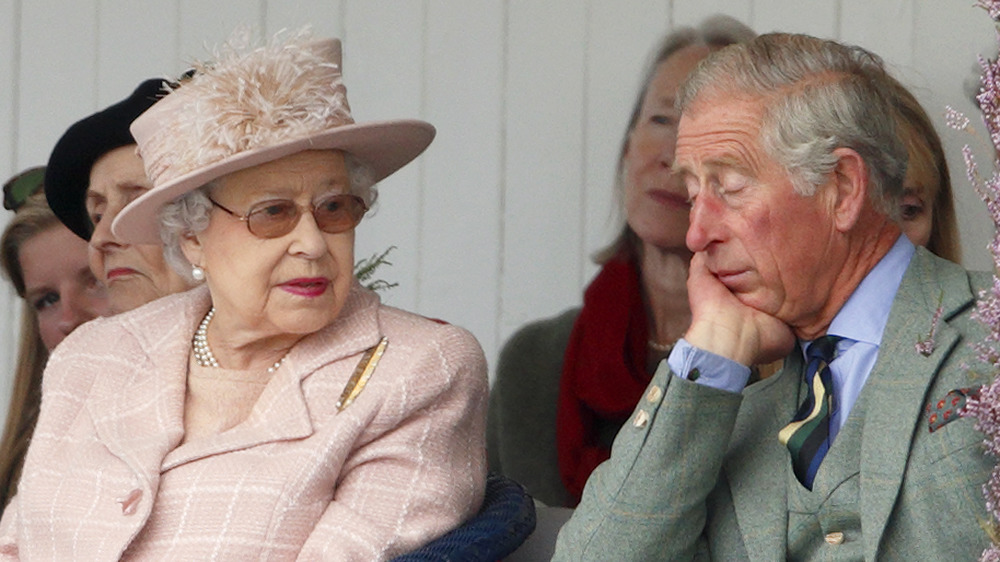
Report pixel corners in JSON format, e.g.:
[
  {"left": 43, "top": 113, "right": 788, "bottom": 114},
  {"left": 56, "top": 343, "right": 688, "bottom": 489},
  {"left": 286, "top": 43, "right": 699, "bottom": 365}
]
[{"left": 675, "top": 95, "right": 840, "bottom": 328}]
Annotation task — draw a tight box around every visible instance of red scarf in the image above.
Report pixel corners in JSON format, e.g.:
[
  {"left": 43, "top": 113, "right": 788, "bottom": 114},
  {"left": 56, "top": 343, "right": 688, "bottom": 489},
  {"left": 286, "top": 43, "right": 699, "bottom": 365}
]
[{"left": 556, "top": 254, "right": 652, "bottom": 505}]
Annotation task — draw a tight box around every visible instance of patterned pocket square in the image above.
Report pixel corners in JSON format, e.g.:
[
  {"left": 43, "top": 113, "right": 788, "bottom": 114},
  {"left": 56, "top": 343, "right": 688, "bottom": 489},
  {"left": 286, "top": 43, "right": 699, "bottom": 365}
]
[{"left": 926, "top": 387, "right": 979, "bottom": 432}]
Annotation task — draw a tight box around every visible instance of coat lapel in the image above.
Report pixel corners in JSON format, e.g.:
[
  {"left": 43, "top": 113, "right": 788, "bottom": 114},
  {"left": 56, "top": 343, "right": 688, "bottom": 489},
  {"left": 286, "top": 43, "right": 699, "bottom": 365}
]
[
  {"left": 162, "top": 283, "right": 384, "bottom": 470},
  {"left": 86, "top": 292, "right": 197, "bottom": 486},
  {"left": 726, "top": 348, "right": 803, "bottom": 562},
  {"left": 859, "top": 248, "right": 976, "bottom": 560}
]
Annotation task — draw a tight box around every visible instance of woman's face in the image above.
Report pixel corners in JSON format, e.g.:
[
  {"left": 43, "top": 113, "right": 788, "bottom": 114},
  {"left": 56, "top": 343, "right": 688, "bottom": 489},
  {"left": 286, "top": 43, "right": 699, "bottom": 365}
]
[
  {"left": 899, "top": 140, "right": 938, "bottom": 249},
  {"left": 182, "top": 150, "right": 356, "bottom": 342},
  {"left": 623, "top": 44, "right": 712, "bottom": 251},
  {"left": 86, "top": 145, "right": 192, "bottom": 314},
  {"left": 20, "top": 224, "right": 109, "bottom": 350}
]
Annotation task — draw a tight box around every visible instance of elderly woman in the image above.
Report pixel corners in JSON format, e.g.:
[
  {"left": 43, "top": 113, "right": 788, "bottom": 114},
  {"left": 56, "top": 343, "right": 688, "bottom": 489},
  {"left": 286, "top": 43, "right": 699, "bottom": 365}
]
[
  {"left": 0, "top": 33, "right": 488, "bottom": 560},
  {"left": 488, "top": 15, "right": 756, "bottom": 508},
  {"left": 45, "top": 78, "right": 196, "bottom": 314}
]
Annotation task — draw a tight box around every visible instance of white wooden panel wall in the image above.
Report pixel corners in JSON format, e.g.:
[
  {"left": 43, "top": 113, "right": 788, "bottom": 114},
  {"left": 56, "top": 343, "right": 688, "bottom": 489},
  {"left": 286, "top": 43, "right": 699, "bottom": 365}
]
[
  {"left": 1, "top": 1, "right": 996, "bottom": 425},
  {"left": 0, "top": 0, "right": 16, "bottom": 391}
]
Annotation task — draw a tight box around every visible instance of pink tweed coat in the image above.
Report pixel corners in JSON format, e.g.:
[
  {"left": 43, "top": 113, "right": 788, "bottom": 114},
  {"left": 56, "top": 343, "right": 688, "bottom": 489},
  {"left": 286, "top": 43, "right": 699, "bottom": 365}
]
[{"left": 0, "top": 284, "right": 488, "bottom": 560}]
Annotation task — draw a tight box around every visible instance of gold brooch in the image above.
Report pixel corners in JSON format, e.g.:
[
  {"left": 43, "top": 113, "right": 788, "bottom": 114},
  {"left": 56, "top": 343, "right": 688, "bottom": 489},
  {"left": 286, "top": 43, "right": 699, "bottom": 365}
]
[{"left": 337, "top": 336, "right": 389, "bottom": 411}]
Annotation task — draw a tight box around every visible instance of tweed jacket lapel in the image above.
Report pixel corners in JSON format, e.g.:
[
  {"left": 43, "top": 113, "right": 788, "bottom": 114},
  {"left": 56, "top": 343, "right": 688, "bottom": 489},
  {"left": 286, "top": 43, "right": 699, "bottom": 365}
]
[
  {"left": 725, "top": 349, "right": 803, "bottom": 561},
  {"left": 859, "top": 248, "right": 976, "bottom": 560},
  {"left": 162, "top": 283, "right": 384, "bottom": 469}
]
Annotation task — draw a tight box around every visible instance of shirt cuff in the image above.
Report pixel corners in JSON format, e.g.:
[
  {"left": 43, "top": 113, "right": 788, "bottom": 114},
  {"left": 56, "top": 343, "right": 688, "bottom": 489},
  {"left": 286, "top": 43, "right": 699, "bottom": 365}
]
[{"left": 666, "top": 338, "right": 751, "bottom": 393}]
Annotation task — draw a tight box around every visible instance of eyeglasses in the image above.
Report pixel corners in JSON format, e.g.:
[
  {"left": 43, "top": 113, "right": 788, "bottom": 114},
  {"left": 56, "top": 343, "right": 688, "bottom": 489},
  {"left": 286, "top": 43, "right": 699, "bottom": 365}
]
[
  {"left": 209, "top": 193, "right": 368, "bottom": 239},
  {"left": 3, "top": 167, "right": 46, "bottom": 211}
]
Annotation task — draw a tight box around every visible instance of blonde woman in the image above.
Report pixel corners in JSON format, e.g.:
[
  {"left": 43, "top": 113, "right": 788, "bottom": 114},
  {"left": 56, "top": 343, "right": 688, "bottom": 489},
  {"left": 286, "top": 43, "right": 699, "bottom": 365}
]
[{"left": 0, "top": 169, "right": 109, "bottom": 510}]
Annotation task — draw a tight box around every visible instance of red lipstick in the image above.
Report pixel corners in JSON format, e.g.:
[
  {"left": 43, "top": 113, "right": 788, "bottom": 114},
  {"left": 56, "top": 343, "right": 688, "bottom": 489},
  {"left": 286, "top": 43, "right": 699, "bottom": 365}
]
[
  {"left": 280, "top": 277, "right": 330, "bottom": 297},
  {"left": 106, "top": 267, "right": 138, "bottom": 281}
]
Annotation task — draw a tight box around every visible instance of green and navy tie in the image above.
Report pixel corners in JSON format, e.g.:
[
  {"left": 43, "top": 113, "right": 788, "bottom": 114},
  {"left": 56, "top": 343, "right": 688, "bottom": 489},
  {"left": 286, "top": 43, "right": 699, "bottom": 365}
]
[{"left": 778, "top": 335, "right": 843, "bottom": 490}]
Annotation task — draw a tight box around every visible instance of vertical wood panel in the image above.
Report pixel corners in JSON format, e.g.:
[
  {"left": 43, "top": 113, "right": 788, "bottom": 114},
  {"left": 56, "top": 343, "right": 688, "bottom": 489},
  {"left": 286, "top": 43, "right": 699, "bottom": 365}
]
[
  {"left": 673, "top": 0, "right": 752, "bottom": 29},
  {"left": 0, "top": 0, "right": 15, "bottom": 170},
  {"left": 19, "top": 0, "right": 99, "bottom": 167},
  {"left": 839, "top": 0, "right": 913, "bottom": 64},
  {"left": 421, "top": 0, "right": 505, "bottom": 365},
  {"left": 264, "top": 0, "right": 345, "bottom": 38},
  {"left": 583, "top": 0, "right": 671, "bottom": 287},
  {"left": 178, "top": 0, "right": 263, "bottom": 63},
  {"left": 502, "top": 0, "right": 587, "bottom": 340},
  {"left": 752, "top": 0, "right": 836, "bottom": 37},
  {"left": 0, "top": 0, "right": 18, "bottom": 429},
  {"left": 343, "top": 1, "right": 425, "bottom": 315},
  {"left": 422, "top": 0, "right": 504, "bottom": 341},
  {"left": 97, "top": 1, "right": 180, "bottom": 102}
]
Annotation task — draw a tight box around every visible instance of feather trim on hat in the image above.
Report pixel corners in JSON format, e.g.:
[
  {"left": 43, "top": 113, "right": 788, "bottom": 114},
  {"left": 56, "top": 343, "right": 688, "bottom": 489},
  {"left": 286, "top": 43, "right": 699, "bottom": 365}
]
[{"left": 138, "top": 28, "right": 354, "bottom": 188}]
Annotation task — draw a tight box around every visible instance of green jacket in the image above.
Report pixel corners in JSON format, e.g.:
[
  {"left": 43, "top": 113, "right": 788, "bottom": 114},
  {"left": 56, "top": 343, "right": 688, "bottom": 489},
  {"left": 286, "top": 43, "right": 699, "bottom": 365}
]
[
  {"left": 553, "top": 248, "right": 994, "bottom": 560},
  {"left": 487, "top": 308, "right": 579, "bottom": 508}
]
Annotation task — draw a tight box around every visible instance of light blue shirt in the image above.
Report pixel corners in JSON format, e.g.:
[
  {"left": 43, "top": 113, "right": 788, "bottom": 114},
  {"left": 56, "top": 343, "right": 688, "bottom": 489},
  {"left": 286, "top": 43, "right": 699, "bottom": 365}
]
[{"left": 667, "top": 235, "right": 915, "bottom": 438}]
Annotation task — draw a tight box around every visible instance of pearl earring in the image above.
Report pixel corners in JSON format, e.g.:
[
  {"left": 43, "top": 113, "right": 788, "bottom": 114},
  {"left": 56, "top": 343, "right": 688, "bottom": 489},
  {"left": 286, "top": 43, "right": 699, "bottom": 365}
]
[{"left": 191, "top": 265, "right": 205, "bottom": 281}]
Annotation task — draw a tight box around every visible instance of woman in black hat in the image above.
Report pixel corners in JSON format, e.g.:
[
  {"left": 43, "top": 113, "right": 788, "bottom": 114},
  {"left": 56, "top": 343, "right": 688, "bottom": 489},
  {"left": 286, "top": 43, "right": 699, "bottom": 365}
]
[{"left": 45, "top": 78, "right": 196, "bottom": 314}]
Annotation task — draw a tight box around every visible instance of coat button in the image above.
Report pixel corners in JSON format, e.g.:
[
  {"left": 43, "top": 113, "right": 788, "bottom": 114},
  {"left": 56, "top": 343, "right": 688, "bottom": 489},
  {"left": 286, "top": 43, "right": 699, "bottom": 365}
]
[
  {"left": 633, "top": 410, "right": 650, "bottom": 428},
  {"left": 118, "top": 489, "right": 143, "bottom": 516},
  {"left": 824, "top": 531, "right": 844, "bottom": 545},
  {"left": 646, "top": 385, "right": 663, "bottom": 403}
]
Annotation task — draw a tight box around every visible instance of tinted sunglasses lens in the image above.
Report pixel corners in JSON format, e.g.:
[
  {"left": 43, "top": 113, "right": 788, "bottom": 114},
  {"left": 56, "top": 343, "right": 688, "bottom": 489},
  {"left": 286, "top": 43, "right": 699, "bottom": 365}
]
[
  {"left": 315, "top": 195, "right": 366, "bottom": 234},
  {"left": 3, "top": 167, "right": 46, "bottom": 211},
  {"left": 247, "top": 201, "right": 301, "bottom": 238}
]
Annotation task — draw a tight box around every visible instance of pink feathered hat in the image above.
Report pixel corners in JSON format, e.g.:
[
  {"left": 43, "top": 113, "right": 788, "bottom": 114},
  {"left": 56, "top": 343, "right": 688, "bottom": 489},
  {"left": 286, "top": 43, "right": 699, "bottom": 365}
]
[{"left": 113, "top": 32, "right": 435, "bottom": 244}]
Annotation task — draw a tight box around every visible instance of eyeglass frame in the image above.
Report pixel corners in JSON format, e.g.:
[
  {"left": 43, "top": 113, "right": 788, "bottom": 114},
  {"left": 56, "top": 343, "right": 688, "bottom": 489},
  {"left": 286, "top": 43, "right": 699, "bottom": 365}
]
[{"left": 207, "top": 192, "right": 368, "bottom": 239}]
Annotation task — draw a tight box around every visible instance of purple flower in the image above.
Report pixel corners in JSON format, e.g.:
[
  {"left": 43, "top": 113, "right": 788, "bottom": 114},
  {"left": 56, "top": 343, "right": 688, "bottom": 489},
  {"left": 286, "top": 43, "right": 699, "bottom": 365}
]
[
  {"left": 978, "top": 0, "right": 1000, "bottom": 22},
  {"left": 958, "top": 5, "right": 1000, "bottom": 558}
]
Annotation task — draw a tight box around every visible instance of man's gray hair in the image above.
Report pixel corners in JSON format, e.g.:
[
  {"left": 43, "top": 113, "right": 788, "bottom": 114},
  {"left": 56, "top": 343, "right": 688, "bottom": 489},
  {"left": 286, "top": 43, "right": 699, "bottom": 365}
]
[
  {"left": 677, "top": 33, "right": 907, "bottom": 219},
  {"left": 158, "top": 152, "right": 377, "bottom": 283}
]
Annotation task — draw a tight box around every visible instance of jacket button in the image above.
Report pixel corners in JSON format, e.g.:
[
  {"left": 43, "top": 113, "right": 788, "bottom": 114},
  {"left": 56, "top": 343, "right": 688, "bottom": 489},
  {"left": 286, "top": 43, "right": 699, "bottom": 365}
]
[
  {"left": 633, "top": 410, "right": 650, "bottom": 428},
  {"left": 646, "top": 385, "right": 663, "bottom": 403},
  {"left": 824, "top": 531, "right": 844, "bottom": 545},
  {"left": 118, "top": 489, "right": 143, "bottom": 516}
]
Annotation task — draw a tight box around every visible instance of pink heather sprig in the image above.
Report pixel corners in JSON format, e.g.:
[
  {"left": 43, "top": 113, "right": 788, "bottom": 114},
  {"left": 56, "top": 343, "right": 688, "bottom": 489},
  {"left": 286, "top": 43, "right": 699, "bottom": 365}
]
[
  {"left": 978, "top": 0, "right": 1000, "bottom": 22},
  {"left": 967, "top": 380, "right": 1000, "bottom": 460},
  {"left": 948, "top": 105, "right": 973, "bottom": 132},
  {"left": 979, "top": 46, "right": 1000, "bottom": 151},
  {"left": 960, "top": 5, "right": 1000, "bottom": 558},
  {"left": 964, "top": 380, "right": 1000, "bottom": 551}
]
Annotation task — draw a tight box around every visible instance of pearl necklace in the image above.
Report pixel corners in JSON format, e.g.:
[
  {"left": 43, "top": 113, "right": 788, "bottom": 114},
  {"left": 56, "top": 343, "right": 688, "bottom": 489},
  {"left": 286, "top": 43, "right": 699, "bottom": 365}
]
[{"left": 192, "top": 307, "right": 286, "bottom": 373}]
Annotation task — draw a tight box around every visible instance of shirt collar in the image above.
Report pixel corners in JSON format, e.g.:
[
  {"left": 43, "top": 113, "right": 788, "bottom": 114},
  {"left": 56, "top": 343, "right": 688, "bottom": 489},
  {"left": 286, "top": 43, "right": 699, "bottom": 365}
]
[{"left": 824, "top": 234, "right": 914, "bottom": 347}]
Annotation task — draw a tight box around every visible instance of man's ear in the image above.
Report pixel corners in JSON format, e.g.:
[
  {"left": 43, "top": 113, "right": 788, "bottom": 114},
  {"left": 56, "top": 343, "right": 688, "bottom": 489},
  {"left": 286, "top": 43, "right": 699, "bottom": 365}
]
[
  {"left": 829, "top": 147, "right": 869, "bottom": 232},
  {"left": 180, "top": 231, "right": 204, "bottom": 270}
]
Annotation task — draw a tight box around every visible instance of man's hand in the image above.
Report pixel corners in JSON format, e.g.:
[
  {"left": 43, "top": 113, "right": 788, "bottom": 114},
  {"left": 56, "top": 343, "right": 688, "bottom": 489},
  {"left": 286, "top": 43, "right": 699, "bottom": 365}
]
[{"left": 684, "top": 252, "right": 795, "bottom": 366}]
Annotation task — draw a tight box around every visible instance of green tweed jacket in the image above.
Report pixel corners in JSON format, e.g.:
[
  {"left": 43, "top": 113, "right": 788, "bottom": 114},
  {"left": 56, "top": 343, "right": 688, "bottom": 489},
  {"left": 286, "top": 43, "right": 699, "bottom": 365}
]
[{"left": 552, "top": 248, "right": 995, "bottom": 560}]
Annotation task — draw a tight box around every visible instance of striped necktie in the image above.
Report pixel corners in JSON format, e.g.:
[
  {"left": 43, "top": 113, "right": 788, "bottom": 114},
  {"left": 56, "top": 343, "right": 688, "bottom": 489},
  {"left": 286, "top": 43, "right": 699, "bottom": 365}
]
[{"left": 778, "top": 335, "right": 843, "bottom": 490}]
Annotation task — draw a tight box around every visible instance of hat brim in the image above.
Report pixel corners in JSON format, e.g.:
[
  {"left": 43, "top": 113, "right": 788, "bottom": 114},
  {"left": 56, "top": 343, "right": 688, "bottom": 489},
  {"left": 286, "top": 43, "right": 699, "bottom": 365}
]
[{"left": 112, "top": 119, "right": 434, "bottom": 244}]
